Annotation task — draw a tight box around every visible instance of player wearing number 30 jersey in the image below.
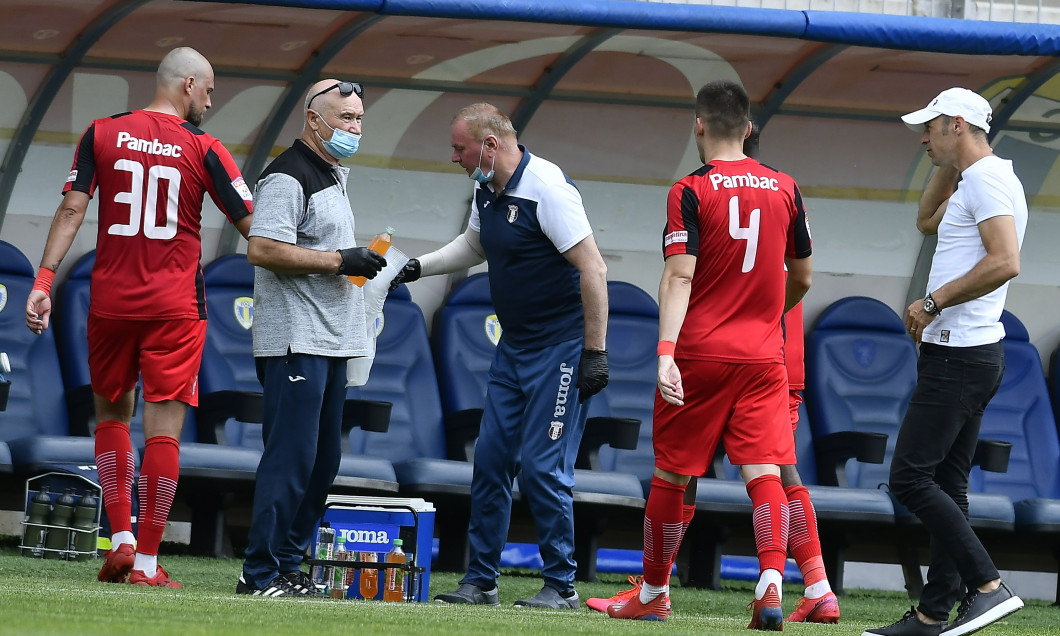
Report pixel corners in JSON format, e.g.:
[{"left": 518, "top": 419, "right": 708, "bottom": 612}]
[
  {"left": 66, "top": 103, "right": 252, "bottom": 320},
  {"left": 25, "top": 47, "right": 253, "bottom": 590}
]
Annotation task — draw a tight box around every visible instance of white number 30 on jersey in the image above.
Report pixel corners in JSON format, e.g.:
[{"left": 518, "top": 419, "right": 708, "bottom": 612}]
[
  {"left": 108, "top": 159, "right": 181, "bottom": 240},
  {"left": 728, "top": 195, "right": 760, "bottom": 273}
]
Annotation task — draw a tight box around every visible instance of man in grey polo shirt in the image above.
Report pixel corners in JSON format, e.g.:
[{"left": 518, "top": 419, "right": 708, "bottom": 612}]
[{"left": 237, "top": 79, "right": 386, "bottom": 597}]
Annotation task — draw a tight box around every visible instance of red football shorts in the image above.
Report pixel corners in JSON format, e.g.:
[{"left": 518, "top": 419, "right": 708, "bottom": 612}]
[
  {"left": 653, "top": 359, "right": 795, "bottom": 475},
  {"left": 88, "top": 316, "right": 207, "bottom": 406},
  {"left": 788, "top": 388, "right": 803, "bottom": 432}
]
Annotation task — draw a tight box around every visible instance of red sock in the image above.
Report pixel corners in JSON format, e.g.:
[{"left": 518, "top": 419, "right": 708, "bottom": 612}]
[
  {"left": 136, "top": 435, "right": 180, "bottom": 556},
  {"left": 785, "top": 484, "right": 827, "bottom": 587},
  {"left": 746, "top": 474, "right": 789, "bottom": 575},
  {"left": 95, "top": 420, "right": 134, "bottom": 534},
  {"left": 643, "top": 476, "right": 686, "bottom": 586}
]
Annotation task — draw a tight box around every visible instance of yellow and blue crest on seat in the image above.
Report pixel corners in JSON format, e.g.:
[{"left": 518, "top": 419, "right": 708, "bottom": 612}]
[
  {"left": 484, "top": 313, "right": 502, "bottom": 346},
  {"left": 233, "top": 296, "right": 254, "bottom": 330},
  {"left": 373, "top": 313, "right": 385, "bottom": 337},
  {"left": 0, "top": 283, "right": 7, "bottom": 314}
]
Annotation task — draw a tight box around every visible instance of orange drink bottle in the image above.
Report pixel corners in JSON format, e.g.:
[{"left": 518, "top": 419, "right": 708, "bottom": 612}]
[{"left": 348, "top": 227, "right": 394, "bottom": 286}]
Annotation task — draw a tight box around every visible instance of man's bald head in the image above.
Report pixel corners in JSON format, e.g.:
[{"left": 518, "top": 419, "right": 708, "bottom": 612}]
[
  {"left": 157, "top": 47, "right": 213, "bottom": 90},
  {"left": 305, "top": 79, "right": 343, "bottom": 115}
]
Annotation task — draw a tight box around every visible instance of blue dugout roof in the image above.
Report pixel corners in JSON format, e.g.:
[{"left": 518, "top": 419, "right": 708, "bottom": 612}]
[
  {"left": 4, "top": 0, "right": 1060, "bottom": 236},
  {"left": 224, "top": 0, "right": 1060, "bottom": 55}
]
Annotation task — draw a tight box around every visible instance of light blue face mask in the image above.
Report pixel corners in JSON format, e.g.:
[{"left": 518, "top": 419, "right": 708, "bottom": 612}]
[
  {"left": 471, "top": 137, "right": 495, "bottom": 184},
  {"left": 315, "top": 113, "right": 361, "bottom": 159}
]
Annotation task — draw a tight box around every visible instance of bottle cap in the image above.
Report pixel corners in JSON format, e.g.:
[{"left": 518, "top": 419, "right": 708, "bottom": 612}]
[
  {"left": 393, "top": 539, "right": 403, "bottom": 546},
  {"left": 385, "top": 227, "right": 395, "bottom": 235},
  {"left": 337, "top": 536, "right": 346, "bottom": 543},
  {"left": 321, "top": 522, "right": 330, "bottom": 528}
]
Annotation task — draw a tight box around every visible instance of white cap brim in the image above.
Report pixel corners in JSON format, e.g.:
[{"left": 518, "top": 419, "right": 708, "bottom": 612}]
[{"left": 901, "top": 108, "right": 940, "bottom": 132}]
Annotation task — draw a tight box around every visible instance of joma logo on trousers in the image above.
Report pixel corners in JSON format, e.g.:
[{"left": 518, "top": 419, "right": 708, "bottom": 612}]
[{"left": 553, "top": 362, "right": 574, "bottom": 418}]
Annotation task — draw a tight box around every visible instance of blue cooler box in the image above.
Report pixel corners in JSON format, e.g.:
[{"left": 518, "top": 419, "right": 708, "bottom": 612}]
[{"left": 319, "top": 495, "right": 435, "bottom": 602}]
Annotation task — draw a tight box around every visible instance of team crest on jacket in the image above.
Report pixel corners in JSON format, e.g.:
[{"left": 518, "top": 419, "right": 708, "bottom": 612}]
[
  {"left": 507, "top": 205, "right": 519, "bottom": 223},
  {"left": 233, "top": 296, "right": 254, "bottom": 330},
  {"left": 484, "top": 314, "right": 502, "bottom": 346},
  {"left": 0, "top": 283, "right": 7, "bottom": 314},
  {"left": 373, "top": 313, "right": 385, "bottom": 337},
  {"left": 548, "top": 420, "right": 565, "bottom": 441}
]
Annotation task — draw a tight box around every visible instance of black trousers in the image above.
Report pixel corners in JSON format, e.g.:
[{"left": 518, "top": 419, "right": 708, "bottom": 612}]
[{"left": 888, "top": 341, "right": 1004, "bottom": 621}]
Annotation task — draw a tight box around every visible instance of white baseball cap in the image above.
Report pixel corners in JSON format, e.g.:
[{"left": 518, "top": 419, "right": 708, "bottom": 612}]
[{"left": 901, "top": 87, "right": 992, "bottom": 133}]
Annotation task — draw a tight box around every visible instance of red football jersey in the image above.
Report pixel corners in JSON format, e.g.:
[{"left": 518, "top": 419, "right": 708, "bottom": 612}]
[
  {"left": 64, "top": 110, "right": 252, "bottom": 320},
  {"left": 663, "top": 157, "right": 811, "bottom": 363}
]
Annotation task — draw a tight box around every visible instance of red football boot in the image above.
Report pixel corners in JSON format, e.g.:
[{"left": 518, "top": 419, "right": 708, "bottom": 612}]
[
  {"left": 97, "top": 543, "right": 135, "bottom": 583},
  {"left": 129, "top": 564, "right": 182, "bottom": 588},
  {"left": 747, "top": 583, "right": 784, "bottom": 631},
  {"left": 606, "top": 591, "right": 672, "bottom": 622},
  {"left": 786, "top": 592, "right": 840, "bottom": 624}
]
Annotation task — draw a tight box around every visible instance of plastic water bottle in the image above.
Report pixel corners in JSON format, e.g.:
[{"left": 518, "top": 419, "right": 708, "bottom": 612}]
[
  {"left": 383, "top": 538, "right": 406, "bottom": 602},
  {"left": 358, "top": 551, "right": 379, "bottom": 600},
  {"left": 44, "top": 489, "right": 77, "bottom": 559},
  {"left": 342, "top": 543, "right": 356, "bottom": 591},
  {"left": 71, "top": 493, "right": 99, "bottom": 560},
  {"left": 312, "top": 524, "right": 335, "bottom": 588},
  {"left": 404, "top": 550, "right": 416, "bottom": 602},
  {"left": 21, "top": 486, "right": 51, "bottom": 557},
  {"left": 330, "top": 536, "right": 348, "bottom": 599},
  {"left": 348, "top": 227, "right": 394, "bottom": 286}
]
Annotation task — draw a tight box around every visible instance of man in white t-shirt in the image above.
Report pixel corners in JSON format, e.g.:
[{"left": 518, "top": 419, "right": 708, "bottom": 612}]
[{"left": 864, "top": 88, "right": 1027, "bottom": 636}]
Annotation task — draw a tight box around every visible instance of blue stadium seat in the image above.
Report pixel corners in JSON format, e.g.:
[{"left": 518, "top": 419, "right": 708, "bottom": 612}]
[
  {"left": 346, "top": 283, "right": 450, "bottom": 465},
  {"left": 972, "top": 311, "right": 1060, "bottom": 501},
  {"left": 976, "top": 311, "right": 1060, "bottom": 602},
  {"left": 430, "top": 274, "right": 645, "bottom": 579},
  {"left": 1049, "top": 339, "right": 1060, "bottom": 445},
  {"left": 805, "top": 296, "right": 919, "bottom": 491},
  {"left": 0, "top": 240, "right": 96, "bottom": 474},
  {"left": 586, "top": 281, "right": 658, "bottom": 482}
]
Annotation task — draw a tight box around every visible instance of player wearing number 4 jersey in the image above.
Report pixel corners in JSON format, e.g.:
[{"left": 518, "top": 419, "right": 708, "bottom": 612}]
[
  {"left": 605, "top": 81, "right": 811, "bottom": 629},
  {"left": 25, "top": 47, "right": 253, "bottom": 588}
]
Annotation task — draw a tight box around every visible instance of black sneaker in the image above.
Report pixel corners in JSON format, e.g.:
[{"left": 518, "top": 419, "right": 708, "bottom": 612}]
[
  {"left": 942, "top": 582, "right": 1023, "bottom": 636},
  {"left": 236, "top": 573, "right": 298, "bottom": 597},
  {"left": 434, "top": 582, "right": 500, "bottom": 605},
  {"left": 513, "top": 586, "right": 580, "bottom": 610},
  {"left": 281, "top": 570, "right": 327, "bottom": 598},
  {"left": 862, "top": 607, "right": 945, "bottom": 636}
]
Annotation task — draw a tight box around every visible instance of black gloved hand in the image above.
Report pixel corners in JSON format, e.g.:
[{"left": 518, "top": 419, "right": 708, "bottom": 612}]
[
  {"left": 389, "top": 258, "right": 422, "bottom": 292},
  {"left": 576, "top": 348, "right": 609, "bottom": 403},
  {"left": 337, "top": 247, "right": 386, "bottom": 278}
]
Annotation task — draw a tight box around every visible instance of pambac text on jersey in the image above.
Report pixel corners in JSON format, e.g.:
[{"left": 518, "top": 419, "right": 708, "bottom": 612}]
[
  {"left": 116, "top": 131, "right": 183, "bottom": 157},
  {"left": 709, "top": 172, "right": 779, "bottom": 191}
]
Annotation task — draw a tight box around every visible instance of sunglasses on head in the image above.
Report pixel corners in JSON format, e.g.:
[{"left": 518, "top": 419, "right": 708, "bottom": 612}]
[{"left": 306, "top": 81, "right": 364, "bottom": 111}]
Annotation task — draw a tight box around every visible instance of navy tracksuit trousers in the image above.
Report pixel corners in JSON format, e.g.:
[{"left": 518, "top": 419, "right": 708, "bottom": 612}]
[
  {"left": 462, "top": 336, "right": 589, "bottom": 593},
  {"left": 242, "top": 352, "right": 347, "bottom": 589}
]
